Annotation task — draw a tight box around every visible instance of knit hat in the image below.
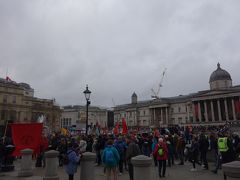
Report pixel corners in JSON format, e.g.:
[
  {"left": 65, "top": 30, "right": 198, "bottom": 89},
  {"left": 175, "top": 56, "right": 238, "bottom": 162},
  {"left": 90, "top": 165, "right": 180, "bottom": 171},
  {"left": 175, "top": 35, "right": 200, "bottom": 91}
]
[{"left": 158, "top": 138, "right": 163, "bottom": 142}]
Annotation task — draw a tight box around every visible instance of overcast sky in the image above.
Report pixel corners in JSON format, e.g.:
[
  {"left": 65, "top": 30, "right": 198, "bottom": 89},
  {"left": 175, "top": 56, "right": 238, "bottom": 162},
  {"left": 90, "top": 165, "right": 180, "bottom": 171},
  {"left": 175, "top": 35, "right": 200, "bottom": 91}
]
[{"left": 0, "top": 0, "right": 240, "bottom": 107}]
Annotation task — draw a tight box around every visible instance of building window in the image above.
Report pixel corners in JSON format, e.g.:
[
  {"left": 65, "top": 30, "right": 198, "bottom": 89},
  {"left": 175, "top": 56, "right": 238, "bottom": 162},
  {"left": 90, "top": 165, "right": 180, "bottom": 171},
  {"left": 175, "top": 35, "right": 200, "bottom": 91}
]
[
  {"left": 178, "top": 117, "right": 182, "bottom": 123},
  {"left": 12, "top": 96, "right": 16, "bottom": 104},
  {"left": 189, "top": 106, "right": 192, "bottom": 111},
  {"left": 3, "top": 95, "right": 7, "bottom": 103},
  {"left": 1, "top": 110, "right": 6, "bottom": 120},
  {"left": 178, "top": 107, "right": 181, "bottom": 113},
  {"left": 171, "top": 108, "right": 174, "bottom": 113}
]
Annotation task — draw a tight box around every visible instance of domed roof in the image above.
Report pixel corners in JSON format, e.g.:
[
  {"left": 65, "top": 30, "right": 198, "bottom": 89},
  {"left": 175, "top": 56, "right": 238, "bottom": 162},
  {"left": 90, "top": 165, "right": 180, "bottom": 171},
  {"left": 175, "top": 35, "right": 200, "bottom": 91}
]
[
  {"left": 209, "top": 63, "right": 232, "bottom": 83},
  {"left": 19, "top": 82, "right": 31, "bottom": 89}
]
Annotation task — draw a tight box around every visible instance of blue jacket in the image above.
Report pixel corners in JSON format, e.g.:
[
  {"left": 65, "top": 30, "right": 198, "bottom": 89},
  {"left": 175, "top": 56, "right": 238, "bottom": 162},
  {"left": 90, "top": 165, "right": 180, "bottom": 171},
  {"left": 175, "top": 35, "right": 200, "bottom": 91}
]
[
  {"left": 64, "top": 149, "right": 80, "bottom": 175},
  {"left": 102, "top": 145, "right": 120, "bottom": 167}
]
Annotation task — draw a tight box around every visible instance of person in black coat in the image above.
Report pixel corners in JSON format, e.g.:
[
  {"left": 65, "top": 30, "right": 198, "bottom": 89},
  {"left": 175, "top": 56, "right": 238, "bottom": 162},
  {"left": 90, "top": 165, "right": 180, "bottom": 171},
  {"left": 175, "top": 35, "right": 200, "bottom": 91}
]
[
  {"left": 199, "top": 133, "right": 209, "bottom": 169},
  {"left": 189, "top": 136, "right": 201, "bottom": 171}
]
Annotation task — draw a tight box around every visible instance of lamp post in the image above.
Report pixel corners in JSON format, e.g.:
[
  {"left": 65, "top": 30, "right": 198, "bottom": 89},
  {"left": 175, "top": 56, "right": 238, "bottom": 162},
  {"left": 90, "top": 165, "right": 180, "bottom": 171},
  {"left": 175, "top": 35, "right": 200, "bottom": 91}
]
[{"left": 83, "top": 85, "right": 91, "bottom": 136}]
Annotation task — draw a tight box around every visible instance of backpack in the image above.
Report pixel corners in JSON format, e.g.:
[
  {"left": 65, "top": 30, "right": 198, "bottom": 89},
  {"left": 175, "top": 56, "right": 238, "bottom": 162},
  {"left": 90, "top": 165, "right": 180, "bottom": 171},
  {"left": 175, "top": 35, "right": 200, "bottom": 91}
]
[
  {"left": 158, "top": 145, "right": 164, "bottom": 156},
  {"left": 62, "top": 151, "right": 73, "bottom": 165},
  {"left": 104, "top": 148, "right": 115, "bottom": 165}
]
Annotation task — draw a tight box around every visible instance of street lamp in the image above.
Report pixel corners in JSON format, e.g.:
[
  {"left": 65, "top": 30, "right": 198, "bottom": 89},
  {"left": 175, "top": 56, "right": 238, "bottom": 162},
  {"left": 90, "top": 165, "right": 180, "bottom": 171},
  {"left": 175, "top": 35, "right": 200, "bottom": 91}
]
[{"left": 83, "top": 85, "right": 91, "bottom": 135}]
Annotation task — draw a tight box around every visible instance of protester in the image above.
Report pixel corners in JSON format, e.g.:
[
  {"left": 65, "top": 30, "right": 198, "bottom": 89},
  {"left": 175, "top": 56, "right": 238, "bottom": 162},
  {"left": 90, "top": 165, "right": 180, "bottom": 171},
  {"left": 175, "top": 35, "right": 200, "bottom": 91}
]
[
  {"left": 36, "top": 135, "right": 49, "bottom": 167},
  {"left": 152, "top": 136, "right": 158, "bottom": 167},
  {"left": 86, "top": 135, "right": 94, "bottom": 152},
  {"left": 79, "top": 136, "right": 87, "bottom": 154},
  {"left": 209, "top": 133, "right": 218, "bottom": 168},
  {"left": 114, "top": 136, "right": 126, "bottom": 175},
  {"left": 166, "top": 135, "right": 174, "bottom": 167},
  {"left": 102, "top": 139, "right": 120, "bottom": 180},
  {"left": 212, "top": 133, "right": 236, "bottom": 174},
  {"left": 176, "top": 135, "right": 185, "bottom": 165},
  {"left": 199, "top": 133, "right": 209, "bottom": 170},
  {"left": 57, "top": 138, "right": 68, "bottom": 166},
  {"left": 64, "top": 143, "right": 81, "bottom": 180},
  {"left": 153, "top": 138, "right": 168, "bottom": 178},
  {"left": 126, "top": 135, "right": 141, "bottom": 180},
  {"left": 189, "top": 136, "right": 201, "bottom": 171},
  {"left": 141, "top": 137, "right": 151, "bottom": 157}
]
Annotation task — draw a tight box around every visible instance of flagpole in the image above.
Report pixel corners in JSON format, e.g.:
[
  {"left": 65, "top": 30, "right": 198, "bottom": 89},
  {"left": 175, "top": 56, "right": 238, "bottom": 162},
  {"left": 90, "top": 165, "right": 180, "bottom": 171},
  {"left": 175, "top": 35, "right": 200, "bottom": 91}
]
[
  {"left": 3, "top": 119, "right": 9, "bottom": 144},
  {"left": 6, "top": 68, "right": 8, "bottom": 79}
]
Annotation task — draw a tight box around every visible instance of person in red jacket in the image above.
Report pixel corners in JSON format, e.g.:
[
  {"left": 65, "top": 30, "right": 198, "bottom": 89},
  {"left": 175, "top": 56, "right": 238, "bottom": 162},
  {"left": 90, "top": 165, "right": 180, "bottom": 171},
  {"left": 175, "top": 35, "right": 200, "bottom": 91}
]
[{"left": 153, "top": 138, "right": 168, "bottom": 178}]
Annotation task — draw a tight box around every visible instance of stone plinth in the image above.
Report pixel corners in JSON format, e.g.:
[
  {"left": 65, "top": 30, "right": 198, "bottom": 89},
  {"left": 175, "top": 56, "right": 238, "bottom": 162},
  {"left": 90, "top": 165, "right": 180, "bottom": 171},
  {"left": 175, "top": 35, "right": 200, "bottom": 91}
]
[
  {"left": 131, "top": 155, "right": 152, "bottom": 180},
  {"left": 222, "top": 161, "right": 240, "bottom": 180},
  {"left": 43, "top": 150, "right": 59, "bottom": 180},
  {"left": 80, "top": 152, "right": 96, "bottom": 180},
  {"left": 18, "top": 148, "right": 33, "bottom": 177}
]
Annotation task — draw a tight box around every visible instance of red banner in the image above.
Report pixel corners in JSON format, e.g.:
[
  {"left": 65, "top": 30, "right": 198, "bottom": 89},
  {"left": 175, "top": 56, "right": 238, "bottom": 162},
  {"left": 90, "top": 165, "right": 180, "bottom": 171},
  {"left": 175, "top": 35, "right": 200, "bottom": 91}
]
[
  {"left": 11, "top": 123, "right": 43, "bottom": 156},
  {"left": 113, "top": 122, "right": 119, "bottom": 135},
  {"left": 235, "top": 100, "right": 240, "bottom": 113},
  {"left": 122, "top": 118, "right": 128, "bottom": 135}
]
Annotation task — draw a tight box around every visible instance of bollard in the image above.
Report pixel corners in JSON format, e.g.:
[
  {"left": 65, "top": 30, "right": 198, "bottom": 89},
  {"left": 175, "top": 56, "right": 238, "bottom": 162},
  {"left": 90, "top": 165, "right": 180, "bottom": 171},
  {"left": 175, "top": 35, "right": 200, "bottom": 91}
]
[
  {"left": 43, "top": 150, "right": 59, "bottom": 180},
  {"left": 80, "top": 152, "right": 96, "bottom": 180},
  {"left": 131, "top": 155, "right": 152, "bottom": 180},
  {"left": 18, "top": 148, "right": 33, "bottom": 177}
]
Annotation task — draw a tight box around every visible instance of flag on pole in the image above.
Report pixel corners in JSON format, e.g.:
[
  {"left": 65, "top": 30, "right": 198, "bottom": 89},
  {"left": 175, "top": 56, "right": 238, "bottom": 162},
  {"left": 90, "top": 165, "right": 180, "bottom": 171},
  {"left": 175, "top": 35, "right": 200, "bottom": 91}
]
[
  {"left": 122, "top": 118, "right": 128, "bottom": 135},
  {"left": 11, "top": 123, "right": 43, "bottom": 156},
  {"left": 113, "top": 122, "right": 119, "bottom": 135}
]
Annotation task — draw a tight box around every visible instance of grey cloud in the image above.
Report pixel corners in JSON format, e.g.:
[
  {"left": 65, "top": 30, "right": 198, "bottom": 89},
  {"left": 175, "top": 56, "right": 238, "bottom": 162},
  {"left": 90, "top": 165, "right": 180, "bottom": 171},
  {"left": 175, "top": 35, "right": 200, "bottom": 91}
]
[{"left": 0, "top": 0, "right": 240, "bottom": 107}]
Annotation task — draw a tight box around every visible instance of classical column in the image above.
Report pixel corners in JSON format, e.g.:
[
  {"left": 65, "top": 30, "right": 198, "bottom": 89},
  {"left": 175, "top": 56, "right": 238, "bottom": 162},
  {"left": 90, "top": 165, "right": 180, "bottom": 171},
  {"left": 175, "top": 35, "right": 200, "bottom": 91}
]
[
  {"left": 192, "top": 103, "right": 196, "bottom": 123},
  {"left": 160, "top": 108, "right": 163, "bottom": 126},
  {"left": 210, "top": 101, "right": 215, "bottom": 122},
  {"left": 187, "top": 105, "right": 190, "bottom": 124},
  {"left": 232, "top": 99, "right": 236, "bottom": 120},
  {"left": 224, "top": 99, "right": 229, "bottom": 121},
  {"left": 204, "top": 101, "right": 208, "bottom": 122},
  {"left": 198, "top": 102, "right": 202, "bottom": 122},
  {"left": 217, "top": 100, "right": 222, "bottom": 121},
  {"left": 153, "top": 109, "right": 156, "bottom": 126},
  {"left": 165, "top": 107, "right": 168, "bottom": 126}
]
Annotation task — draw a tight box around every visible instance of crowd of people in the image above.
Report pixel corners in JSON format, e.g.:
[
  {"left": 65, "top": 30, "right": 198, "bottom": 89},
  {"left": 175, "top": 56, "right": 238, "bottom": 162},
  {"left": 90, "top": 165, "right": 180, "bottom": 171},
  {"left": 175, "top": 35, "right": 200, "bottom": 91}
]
[{"left": 0, "top": 125, "right": 240, "bottom": 180}]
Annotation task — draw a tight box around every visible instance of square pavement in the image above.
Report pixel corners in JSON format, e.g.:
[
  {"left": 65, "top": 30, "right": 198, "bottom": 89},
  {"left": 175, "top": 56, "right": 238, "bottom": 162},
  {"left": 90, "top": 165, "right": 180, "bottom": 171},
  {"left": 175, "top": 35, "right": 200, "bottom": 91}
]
[{"left": 0, "top": 159, "right": 236, "bottom": 180}]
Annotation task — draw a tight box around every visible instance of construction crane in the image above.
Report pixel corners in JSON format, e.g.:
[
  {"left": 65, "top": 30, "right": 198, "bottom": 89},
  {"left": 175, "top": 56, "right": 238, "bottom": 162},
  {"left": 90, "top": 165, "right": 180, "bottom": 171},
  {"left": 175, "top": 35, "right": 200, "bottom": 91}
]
[
  {"left": 112, "top": 98, "right": 116, "bottom": 107},
  {"left": 151, "top": 68, "right": 167, "bottom": 99}
]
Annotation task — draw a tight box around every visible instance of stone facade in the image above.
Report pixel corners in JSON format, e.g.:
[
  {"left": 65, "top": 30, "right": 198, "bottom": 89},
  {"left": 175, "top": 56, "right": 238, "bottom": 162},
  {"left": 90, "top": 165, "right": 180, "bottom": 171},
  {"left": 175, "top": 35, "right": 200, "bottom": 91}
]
[
  {"left": 0, "top": 78, "right": 61, "bottom": 133},
  {"left": 61, "top": 105, "right": 109, "bottom": 130},
  {"left": 114, "top": 63, "right": 240, "bottom": 128}
]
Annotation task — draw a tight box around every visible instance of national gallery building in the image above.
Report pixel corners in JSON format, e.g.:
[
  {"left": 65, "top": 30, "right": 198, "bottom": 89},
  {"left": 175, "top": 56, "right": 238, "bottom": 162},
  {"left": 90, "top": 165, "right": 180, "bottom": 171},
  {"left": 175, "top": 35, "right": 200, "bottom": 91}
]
[{"left": 113, "top": 63, "right": 240, "bottom": 128}]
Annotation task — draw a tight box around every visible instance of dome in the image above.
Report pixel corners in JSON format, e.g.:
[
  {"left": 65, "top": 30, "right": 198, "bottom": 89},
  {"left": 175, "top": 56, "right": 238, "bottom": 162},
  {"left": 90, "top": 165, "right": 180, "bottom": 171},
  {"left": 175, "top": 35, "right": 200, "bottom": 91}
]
[
  {"left": 209, "top": 63, "right": 232, "bottom": 83},
  {"left": 19, "top": 82, "right": 31, "bottom": 89}
]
